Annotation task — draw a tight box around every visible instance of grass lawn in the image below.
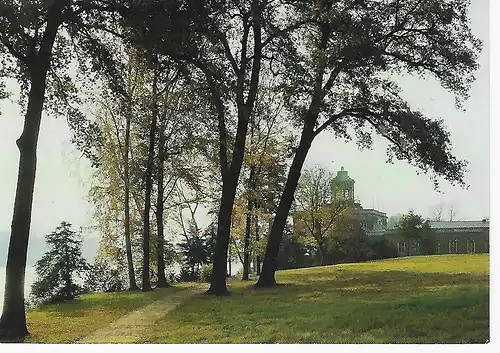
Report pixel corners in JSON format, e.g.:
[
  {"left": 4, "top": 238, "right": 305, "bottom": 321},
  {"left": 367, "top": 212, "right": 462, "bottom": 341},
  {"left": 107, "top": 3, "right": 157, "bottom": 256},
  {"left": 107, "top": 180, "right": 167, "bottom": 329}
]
[
  {"left": 25, "top": 286, "right": 187, "bottom": 343},
  {"left": 23, "top": 254, "right": 489, "bottom": 343},
  {"left": 140, "top": 254, "right": 489, "bottom": 344}
]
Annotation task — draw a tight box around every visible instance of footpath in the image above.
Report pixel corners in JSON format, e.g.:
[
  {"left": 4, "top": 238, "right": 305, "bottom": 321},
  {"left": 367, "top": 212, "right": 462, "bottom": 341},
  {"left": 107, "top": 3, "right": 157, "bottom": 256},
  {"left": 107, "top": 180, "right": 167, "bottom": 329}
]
[{"left": 77, "top": 288, "right": 201, "bottom": 344}]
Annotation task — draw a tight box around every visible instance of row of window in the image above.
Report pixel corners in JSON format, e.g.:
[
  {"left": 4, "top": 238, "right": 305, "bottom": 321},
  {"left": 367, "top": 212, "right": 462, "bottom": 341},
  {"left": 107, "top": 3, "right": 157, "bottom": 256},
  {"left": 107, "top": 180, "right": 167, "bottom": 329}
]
[{"left": 396, "top": 239, "right": 477, "bottom": 255}]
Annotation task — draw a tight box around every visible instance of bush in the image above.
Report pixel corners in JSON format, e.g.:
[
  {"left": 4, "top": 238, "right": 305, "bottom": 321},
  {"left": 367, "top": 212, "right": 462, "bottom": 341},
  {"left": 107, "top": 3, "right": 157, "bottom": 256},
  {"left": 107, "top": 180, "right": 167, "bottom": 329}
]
[
  {"left": 83, "top": 263, "right": 125, "bottom": 293},
  {"left": 201, "top": 264, "right": 212, "bottom": 282},
  {"left": 368, "top": 237, "right": 399, "bottom": 260},
  {"left": 176, "top": 266, "right": 200, "bottom": 282}
]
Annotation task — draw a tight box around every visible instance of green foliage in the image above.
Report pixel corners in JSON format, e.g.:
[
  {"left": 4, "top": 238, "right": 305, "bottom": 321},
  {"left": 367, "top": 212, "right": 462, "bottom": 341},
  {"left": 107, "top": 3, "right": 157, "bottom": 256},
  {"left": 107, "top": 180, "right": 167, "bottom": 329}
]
[
  {"left": 201, "top": 264, "right": 213, "bottom": 283},
  {"left": 396, "top": 210, "right": 426, "bottom": 237},
  {"left": 83, "top": 262, "right": 125, "bottom": 293},
  {"left": 396, "top": 210, "right": 436, "bottom": 255},
  {"left": 176, "top": 221, "right": 215, "bottom": 281},
  {"left": 277, "top": 0, "right": 481, "bottom": 189},
  {"left": 31, "top": 222, "right": 89, "bottom": 304},
  {"left": 368, "top": 237, "right": 399, "bottom": 260},
  {"left": 277, "top": 223, "right": 317, "bottom": 270}
]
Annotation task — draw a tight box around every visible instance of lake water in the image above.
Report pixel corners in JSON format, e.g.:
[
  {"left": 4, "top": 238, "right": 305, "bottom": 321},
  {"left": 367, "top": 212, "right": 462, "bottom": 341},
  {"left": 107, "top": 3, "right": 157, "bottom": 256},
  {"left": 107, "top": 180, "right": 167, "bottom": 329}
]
[{"left": 0, "top": 266, "right": 36, "bottom": 315}]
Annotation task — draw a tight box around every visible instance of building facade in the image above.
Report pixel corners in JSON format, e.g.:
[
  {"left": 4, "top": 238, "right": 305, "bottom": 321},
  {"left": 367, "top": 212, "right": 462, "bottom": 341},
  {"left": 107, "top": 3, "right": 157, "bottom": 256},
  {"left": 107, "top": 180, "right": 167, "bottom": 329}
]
[
  {"left": 382, "top": 220, "right": 490, "bottom": 256},
  {"left": 296, "top": 166, "right": 490, "bottom": 256}
]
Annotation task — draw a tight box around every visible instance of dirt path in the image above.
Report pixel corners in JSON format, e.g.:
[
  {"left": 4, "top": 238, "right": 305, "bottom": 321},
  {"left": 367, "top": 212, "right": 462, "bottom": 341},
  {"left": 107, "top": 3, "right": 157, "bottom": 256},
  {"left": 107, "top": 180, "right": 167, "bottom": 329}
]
[{"left": 77, "top": 288, "right": 201, "bottom": 344}]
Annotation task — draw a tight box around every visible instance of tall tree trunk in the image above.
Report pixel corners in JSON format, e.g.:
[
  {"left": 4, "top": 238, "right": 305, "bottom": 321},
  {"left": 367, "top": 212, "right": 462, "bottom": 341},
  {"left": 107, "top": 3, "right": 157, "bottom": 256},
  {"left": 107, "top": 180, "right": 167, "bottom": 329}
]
[
  {"left": 206, "top": 108, "right": 249, "bottom": 295},
  {"left": 242, "top": 199, "right": 252, "bottom": 280},
  {"left": 318, "top": 244, "right": 328, "bottom": 266},
  {"left": 255, "top": 213, "right": 261, "bottom": 275},
  {"left": 155, "top": 128, "right": 169, "bottom": 288},
  {"left": 124, "top": 106, "right": 139, "bottom": 291},
  {"left": 0, "top": 2, "right": 66, "bottom": 334},
  {"left": 0, "top": 74, "right": 48, "bottom": 339},
  {"left": 256, "top": 122, "right": 315, "bottom": 287},
  {"left": 141, "top": 70, "right": 159, "bottom": 292},
  {"left": 228, "top": 238, "right": 232, "bottom": 278},
  {"left": 206, "top": 1, "right": 262, "bottom": 295},
  {"left": 242, "top": 166, "right": 255, "bottom": 281}
]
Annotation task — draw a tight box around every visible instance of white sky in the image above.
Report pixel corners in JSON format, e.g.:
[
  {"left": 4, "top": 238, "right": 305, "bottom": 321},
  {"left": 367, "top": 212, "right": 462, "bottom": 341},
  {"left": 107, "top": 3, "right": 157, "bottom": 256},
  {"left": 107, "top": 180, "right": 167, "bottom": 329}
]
[{"left": 0, "top": 0, "right": 490, "bottom": 241}]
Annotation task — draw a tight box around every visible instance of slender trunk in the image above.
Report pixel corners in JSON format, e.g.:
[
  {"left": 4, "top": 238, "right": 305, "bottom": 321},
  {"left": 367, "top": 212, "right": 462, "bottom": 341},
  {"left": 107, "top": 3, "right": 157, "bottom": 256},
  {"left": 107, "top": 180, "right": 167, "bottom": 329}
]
[
  {"left": 124, "top": 106, "right": 139, "bottom": 291},
  {"left": 256, "top": 122, "right": 315, "bottom": 287},
  {"left": 206, "top": 116, "right": 249, "bottom": 294},
  {"left": 228, "top": 240, "right": 232, "bottom": 278},
  {"left": 155, "top": 129, "right": 169, "bottom": 288},
  {"left": 255, "top": 213, "right": 261, "bottom": 275},
  {"left": 318, "top": 244, "right": 328, "bottom": 266},
  {"left": 206, "top": 0, "right": 262, "bottom": 295},
  {"left": 141, "top": 71, "right": 159, "bottom": 292},
  {"left": 242, "top": 166, "right": 255, "bottom": 281},
  {"left": 242, "top": 199, "right": 252, "bottom": 280}
]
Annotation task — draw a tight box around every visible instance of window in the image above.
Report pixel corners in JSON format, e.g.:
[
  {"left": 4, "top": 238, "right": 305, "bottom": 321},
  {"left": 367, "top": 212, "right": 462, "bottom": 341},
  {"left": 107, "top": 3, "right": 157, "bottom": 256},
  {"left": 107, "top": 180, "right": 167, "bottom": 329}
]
[
  {"left": 414, "top": 241, "right": 420, "bottom": 255},
  {"left": 449, "top": 239, "right": 458, "bottom": 254},
  {"left": 466, "top": 239, "right": 476, "bottom": 254},
  {"left": 397, "top": 241, "right": 407, "bottom": 255},
  {"left": 436, "top": 241, "right": 440, "bottom": 254}
]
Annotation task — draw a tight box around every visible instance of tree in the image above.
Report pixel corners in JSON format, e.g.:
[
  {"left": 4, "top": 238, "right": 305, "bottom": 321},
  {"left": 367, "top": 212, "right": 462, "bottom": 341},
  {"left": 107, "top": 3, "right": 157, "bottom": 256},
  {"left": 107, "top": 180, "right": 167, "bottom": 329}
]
[
  {"left": 87, "top": 107, "right": 144, "bottom": 291},
  {"left": 432, "top": 203, "right": 445, "bottom": 221},
  {"left": 153, "top": 77, "right": 204, "bottom": 288},
  {"left": 87, "top": 48, "right": 147, "bottom": 291},
  {"left": 83, "top": 262, "right": 124, "bottom": 293},
  {"left": 396, "top": 210, "right": 426, "bottom": 256},
  {"left": 0, "top": 0, "right": 116, "bottom": 339},
  {"left": 387, "top": 214, "right": 403, "bottom": 229},
  {"left": 30, "top": 222, "right": 89, "bottom": 304},
  {"left": 276, "top": 222, "right": 316, "bottom": 270},
  {"left": 240, "top": 79, "right": 292, "bottom": 279},
  {"left": 257, "top": 0, "right": 481, "bottom": 287},
  {"left": 293, "top": 166, "right": 352, "bottom": 265},
  {"left": 123, "top": 0, "right": 302, "bottom": 295}
]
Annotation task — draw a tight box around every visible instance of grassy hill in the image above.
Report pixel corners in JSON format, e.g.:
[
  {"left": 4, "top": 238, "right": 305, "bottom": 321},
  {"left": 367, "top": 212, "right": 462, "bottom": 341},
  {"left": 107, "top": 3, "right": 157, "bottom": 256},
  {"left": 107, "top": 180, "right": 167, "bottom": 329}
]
[{"left": 25, "top": 254, "right": 489, "bottom": 343}]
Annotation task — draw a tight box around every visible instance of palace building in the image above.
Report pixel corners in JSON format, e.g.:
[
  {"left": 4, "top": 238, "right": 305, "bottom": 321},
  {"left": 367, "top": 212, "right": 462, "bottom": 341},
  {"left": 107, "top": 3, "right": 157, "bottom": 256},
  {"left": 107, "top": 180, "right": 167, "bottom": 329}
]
[{"left": 302, "top": 166, "right": 490, "bottom": 256}]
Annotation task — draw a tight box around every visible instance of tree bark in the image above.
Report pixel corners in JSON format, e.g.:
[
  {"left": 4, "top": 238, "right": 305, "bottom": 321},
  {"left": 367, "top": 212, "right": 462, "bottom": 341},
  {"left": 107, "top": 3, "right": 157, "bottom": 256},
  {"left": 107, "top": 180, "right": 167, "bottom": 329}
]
[
  {"left": 206, "top": 0, "right": 262, "bottom": 295},
  {"left": 242, "top": 166, "right": 255, "bottom": 281},
  {"left": 0, "top": 74, "right": 48, "bottom": 340},
  {"left": 0, "top": 1, "right": 66, "bottom": 337},
  {"left": 141, "top": 70, "right": 159, "bottom": 292},
  {"left": 124, "top": 105, "right": 139, "bottom": 291},
  {"left": 155, "top": 127, "right": 169, "bottom": 288},
  {"left": 242, "top": 198, "right": 252, "bottom": 280},
  {"left": 255, "top": 213, "right": 261, "bottom": 275},
  {"left": 228, "top": 237, "right": 232, "bottom": 278},
  {"left": 206, "top": 136, "right": 247, "bottom": 295},
  {"left": 256, "top": 121, "right": 315, "bottom": 287},
  {"left": 318, "top": 244, "right": 328, "bottom": 266}
]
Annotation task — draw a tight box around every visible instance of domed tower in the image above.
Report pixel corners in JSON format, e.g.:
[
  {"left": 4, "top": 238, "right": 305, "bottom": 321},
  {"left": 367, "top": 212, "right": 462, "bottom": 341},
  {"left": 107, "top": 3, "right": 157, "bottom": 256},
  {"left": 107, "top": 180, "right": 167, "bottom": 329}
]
[{"left": 331, "top": 166, "right": 355, "bottom": 202}]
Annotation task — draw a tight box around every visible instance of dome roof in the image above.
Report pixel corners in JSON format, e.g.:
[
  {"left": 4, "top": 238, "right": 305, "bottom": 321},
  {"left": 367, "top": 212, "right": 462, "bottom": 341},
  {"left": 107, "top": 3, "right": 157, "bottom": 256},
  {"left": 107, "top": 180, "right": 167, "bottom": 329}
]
[{"left": 333, "top": 166, "right": 354, "bottom": 183}]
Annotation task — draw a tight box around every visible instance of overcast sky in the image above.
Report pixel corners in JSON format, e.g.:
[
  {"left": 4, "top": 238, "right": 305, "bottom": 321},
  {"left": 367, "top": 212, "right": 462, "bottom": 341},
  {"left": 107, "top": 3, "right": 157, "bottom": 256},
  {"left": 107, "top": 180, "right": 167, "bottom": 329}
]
[{"left": 0, "top": 0, "right": 490, "bottom": 242}]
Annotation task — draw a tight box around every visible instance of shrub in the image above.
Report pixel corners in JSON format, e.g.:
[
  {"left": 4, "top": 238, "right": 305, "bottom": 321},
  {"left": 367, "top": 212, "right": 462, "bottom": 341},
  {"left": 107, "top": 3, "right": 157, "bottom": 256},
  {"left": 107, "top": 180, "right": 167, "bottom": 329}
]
[
  {"left": 176, "top": 266, "right": 200, "bottom": 282},
  {"left": 201, "top": 264, "right": 212, "bottom": 282},
  {"left": 83, "top": 263, "right": 124, "bottom": 293}
]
